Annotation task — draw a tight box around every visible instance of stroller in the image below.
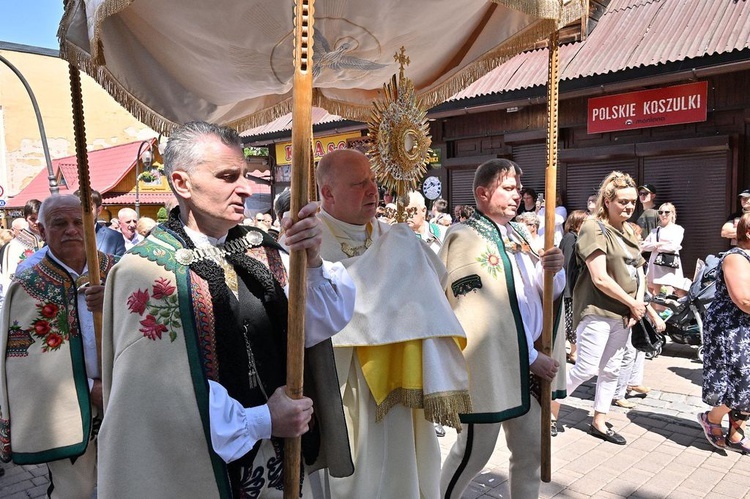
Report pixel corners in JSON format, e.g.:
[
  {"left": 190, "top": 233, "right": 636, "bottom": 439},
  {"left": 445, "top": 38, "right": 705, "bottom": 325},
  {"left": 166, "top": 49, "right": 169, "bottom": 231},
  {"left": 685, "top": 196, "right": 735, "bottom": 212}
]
[{"left": 648, "top": 254, "right": 720, "bottom": 361}]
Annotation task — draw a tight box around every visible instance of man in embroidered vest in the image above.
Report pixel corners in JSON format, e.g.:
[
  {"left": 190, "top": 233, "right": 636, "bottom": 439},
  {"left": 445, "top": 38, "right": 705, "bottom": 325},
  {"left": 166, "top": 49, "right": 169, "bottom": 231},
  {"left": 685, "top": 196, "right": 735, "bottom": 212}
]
[
  {"left": 0, "top": 195, "right": 116, "bottom": 498},
  {"left": 2, "top": 199, "right": 45, "bottom": 280},
  {"left": 15, "top": 190, "right": 127, "bottom": 275},
  {"left": 98, "top": 121, "right": 356, "bottom": 498},
  {"left": 312, "top": 148, "right": 471, "bottom": 499},
  {"left": 439, "top": 158, "right": 567, "bottom": 499}
]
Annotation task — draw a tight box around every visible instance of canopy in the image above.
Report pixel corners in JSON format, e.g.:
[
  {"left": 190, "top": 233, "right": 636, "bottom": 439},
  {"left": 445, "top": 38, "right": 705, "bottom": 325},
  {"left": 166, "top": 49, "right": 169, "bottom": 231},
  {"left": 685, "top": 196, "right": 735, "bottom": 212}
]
[{"left": 59, "top": 0, "right": 580, "bottom": 133}]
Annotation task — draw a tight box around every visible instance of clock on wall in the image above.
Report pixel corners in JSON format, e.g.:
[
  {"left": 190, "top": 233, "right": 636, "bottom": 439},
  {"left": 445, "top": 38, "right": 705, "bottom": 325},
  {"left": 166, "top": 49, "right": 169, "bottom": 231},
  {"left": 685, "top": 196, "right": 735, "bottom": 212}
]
[{"left": 422, "top": 176, "right": 442, "bottom": 200}]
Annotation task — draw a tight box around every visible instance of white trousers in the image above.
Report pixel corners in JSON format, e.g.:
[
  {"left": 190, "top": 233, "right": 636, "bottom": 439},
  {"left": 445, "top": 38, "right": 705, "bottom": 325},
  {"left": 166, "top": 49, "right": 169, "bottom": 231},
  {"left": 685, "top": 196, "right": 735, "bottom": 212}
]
[
  {"left": 440, "top": 398, "right": 541, "bottom": 499},
  {"left": 566, "top": 315, "right": 631, "bottom": 414},
  {"left": 614, "top": 337, "right": 645, "bottom": 399},
  {"left": 47, "top": 440, "right": 97, "bottom": 499}
]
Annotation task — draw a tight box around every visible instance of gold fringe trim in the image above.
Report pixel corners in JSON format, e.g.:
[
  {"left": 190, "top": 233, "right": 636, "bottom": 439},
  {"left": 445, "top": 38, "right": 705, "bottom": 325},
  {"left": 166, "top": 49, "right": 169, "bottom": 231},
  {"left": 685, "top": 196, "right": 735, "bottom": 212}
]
[
  {"left": 374, "top": 388, "right": 424, "bottom": 423},
  {"left": 424, "top": 391, "right": 473, "bottom": 433},
  {"left": 59, "top": 39, "right": 179, "bottom": 135},
  {"left": 91, "top": 0, "right": 135, "bottom": 64},
  {"left": 496, "top": 0, "right": 563, "bottom": 19},
  {"left": 374, "top": 388, "right": 473, "bottom": 433},
  {"left": 56, "top": 0, "right": 582, "bottom": 134},
  {"left": 56, "top": 0, "right": 78, "bottom": 53}
]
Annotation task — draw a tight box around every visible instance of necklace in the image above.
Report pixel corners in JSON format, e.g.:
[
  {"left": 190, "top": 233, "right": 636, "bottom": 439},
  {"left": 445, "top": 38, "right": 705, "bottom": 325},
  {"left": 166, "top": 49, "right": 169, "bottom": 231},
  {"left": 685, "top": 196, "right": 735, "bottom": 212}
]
[
  {"left": 321, "top": 217, "right": 373, "bottom": 257},
  {"left": 341, "top": 223, "right": 373, "bottom": 257},
  {"left": 174, "top": 231, "right": 263, "bottom": 266}
]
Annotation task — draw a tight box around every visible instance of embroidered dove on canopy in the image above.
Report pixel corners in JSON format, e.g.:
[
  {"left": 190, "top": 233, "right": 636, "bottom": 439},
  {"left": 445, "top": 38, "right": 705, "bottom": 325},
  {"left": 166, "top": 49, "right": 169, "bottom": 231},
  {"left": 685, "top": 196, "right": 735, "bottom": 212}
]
[{"left": 58, "top": 0, "right": 580, "bottom": 133}]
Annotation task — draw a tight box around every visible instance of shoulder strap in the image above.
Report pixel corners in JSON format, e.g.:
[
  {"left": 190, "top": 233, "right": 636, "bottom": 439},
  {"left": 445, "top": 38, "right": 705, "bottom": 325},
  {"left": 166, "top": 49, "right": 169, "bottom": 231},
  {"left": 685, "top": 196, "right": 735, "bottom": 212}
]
[{"left": 656, "top": 227, "right": 660, "bottom": 241}]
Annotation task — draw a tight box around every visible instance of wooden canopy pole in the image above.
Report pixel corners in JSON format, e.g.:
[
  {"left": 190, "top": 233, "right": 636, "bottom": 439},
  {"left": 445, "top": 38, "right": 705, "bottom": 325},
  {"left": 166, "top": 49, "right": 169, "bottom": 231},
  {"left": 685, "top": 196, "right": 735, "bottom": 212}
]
[
  {"left": 284, "top": 0, "right": 314, "bottom": 496},
  {"left": 540, "top": 27, "right": 560, "bottom": 484},
  {"left": 68, "top": 63, "right": 103, "bottom": 364}
]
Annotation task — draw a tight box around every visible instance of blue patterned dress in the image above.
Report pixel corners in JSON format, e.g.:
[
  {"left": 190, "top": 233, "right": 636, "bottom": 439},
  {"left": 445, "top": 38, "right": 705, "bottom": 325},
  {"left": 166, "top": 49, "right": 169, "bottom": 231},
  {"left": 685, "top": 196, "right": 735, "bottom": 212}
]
[{"left": 702, "top": 247, "right": 750, "bottom": 412}]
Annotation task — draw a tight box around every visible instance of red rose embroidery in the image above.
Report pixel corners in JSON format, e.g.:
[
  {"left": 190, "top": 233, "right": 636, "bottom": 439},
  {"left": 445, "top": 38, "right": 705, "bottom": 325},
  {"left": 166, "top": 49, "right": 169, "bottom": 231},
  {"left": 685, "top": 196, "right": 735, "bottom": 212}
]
[
  {"left": 33, "top": 320, "right": 51, "bottom": 337},
  {"left": 40, "top": 303, "right": 59, "bottom": 319},
  {"left": 46, "top": 333, "right": 63, "bottom": 349},
  {"left": 140, "top": 315, "right": 168, "bottom": 340},
  {"left": 152, "top": 278, "right": 176, "bottom": 300},
  {"left": 127, "top": 289, "right": 149, "bottom": 315}
]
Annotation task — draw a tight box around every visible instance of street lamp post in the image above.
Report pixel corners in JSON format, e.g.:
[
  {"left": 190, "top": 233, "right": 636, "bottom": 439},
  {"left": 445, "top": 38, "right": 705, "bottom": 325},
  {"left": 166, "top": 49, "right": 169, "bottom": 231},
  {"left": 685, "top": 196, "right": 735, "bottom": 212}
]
[
  {"left": 0, "top": 53, "right": 59, "bottom": 196},
  {"left": 135, "top": 141, "right": 153, "bottom": 218}
]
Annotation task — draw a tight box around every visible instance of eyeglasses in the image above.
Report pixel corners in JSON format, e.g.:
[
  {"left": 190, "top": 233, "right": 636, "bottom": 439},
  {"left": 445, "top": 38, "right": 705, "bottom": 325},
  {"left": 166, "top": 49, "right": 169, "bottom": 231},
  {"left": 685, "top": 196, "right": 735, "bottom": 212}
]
[{"left": 657, "top": 210, "right": 672, "bottom": 215}]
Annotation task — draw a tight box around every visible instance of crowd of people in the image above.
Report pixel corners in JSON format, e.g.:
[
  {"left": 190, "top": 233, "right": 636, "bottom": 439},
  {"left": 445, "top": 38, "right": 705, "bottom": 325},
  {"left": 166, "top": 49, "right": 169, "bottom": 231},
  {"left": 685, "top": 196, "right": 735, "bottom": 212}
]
[{"left": 0, "top": 120, "right": 746, "bottom": 499}]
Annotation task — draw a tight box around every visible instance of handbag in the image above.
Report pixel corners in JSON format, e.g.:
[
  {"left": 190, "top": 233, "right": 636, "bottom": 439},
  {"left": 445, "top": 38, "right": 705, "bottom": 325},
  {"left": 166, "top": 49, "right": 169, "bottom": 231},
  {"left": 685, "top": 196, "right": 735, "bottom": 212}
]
[
  {"left": 631, "top": 318, "right": 663, "bottom": 353},
  {"left": 653, "top": 228, "right": 679, "bottom": 268},
  {"left": 654, "top": 252, "right": 679, "bottom": 268}
]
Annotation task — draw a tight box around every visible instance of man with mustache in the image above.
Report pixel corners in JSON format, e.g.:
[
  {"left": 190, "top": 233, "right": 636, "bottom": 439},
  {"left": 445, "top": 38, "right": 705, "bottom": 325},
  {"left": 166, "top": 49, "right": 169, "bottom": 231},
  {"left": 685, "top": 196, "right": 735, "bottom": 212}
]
[{"left": 0, "top": 195, "right": 117, "bottom": 498}]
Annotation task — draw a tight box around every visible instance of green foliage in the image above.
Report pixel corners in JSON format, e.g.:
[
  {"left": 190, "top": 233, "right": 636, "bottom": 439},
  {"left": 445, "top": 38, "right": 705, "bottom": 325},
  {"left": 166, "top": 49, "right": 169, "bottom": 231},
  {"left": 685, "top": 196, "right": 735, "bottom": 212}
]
[
  {"left": 157, "top": 207, "right": 168, "bottom": 223},
  {"left": 244, "top": 146, "right": 269, "bottom": 158}
]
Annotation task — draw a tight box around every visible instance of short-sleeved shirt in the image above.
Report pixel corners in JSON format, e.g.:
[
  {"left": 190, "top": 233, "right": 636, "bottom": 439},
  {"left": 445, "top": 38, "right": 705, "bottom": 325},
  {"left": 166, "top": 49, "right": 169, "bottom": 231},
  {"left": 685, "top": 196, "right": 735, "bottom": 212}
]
[
  {"left": 572, "top": 219, "right": 645, "bottom": 326},
  {"left": 637, "top": 208, "right": 659, "bottom": 235}
]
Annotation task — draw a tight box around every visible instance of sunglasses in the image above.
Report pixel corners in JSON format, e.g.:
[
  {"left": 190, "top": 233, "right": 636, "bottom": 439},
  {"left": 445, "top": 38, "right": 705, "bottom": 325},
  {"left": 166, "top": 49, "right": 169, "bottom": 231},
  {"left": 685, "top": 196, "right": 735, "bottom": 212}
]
[
  {"left": 657, "top": 210, "right": 672, "bottom": 215},
  {"left": 638, "top": 192, "right": 650, "bottom": 197}
]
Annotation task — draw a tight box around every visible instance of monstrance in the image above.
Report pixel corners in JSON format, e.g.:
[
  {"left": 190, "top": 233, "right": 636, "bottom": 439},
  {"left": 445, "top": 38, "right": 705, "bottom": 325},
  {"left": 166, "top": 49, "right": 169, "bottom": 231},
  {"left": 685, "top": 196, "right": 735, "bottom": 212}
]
[{"left": 368, "top": 47, "right": 432, "bottom": 222}]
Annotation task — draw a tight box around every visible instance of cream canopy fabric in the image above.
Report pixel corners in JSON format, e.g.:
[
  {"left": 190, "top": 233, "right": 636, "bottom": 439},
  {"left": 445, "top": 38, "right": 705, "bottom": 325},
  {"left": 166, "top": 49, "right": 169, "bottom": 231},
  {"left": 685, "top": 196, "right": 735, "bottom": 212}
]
[{"left": 59, "top": 0, "right": 580, "bottom": 133}]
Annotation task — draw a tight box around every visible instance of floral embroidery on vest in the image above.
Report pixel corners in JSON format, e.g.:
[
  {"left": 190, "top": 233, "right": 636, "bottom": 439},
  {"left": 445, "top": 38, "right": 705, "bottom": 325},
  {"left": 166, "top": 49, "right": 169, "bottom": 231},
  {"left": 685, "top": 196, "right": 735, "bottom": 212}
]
[
  {"left": 127, "top": 277, "right": 181, "bottom": 341},
  {"left": 477, "top": 246, "right": 503, "bottom": 278},
  {"left": 28, "top": 302, "right": 68, "bottom": 351}
]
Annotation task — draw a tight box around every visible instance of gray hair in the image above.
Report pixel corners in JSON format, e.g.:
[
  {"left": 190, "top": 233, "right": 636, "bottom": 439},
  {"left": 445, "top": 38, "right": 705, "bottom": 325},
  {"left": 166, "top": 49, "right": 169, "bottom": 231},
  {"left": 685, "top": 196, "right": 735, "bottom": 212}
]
[
  {"left": 406, "top": 190, "right": 426, "bottom": 209},
  {"left": 38, "top": 195, "right": 82, "bottom": 227},
  {"left": 516, "top": 211, "right": 540, "bottom": 227},
  {"left": 163, "top": 121, "right": 243, "bottom": 191},
  {"left": 274, "top": 188, "right": 292, "bottom": 220}
]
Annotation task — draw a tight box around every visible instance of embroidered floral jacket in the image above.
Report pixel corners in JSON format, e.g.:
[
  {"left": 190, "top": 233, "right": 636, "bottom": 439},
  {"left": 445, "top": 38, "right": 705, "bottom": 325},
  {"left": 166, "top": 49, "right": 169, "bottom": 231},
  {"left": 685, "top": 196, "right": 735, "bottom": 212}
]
[
  {"left": 439, "top": 212, "right": 566, "bottom": 424},
  {"left": 98, "top": 224, "right": 350, "bottom": 499},
  {"left": 0, "top": 251, "right": 116, "bottom": 464}
]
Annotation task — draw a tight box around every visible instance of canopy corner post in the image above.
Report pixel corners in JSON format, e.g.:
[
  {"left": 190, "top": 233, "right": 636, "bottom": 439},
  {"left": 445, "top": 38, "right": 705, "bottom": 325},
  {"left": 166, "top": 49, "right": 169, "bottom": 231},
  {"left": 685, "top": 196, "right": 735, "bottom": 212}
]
[{"left": 541, "top": 26, "right": 560, "bottom": 484}]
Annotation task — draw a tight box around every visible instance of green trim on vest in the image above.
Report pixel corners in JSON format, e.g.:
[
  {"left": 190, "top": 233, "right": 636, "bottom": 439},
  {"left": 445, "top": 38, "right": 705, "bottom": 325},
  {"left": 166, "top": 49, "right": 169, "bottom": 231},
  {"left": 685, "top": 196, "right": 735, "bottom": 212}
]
[
  {"left": 12, "top": 261, "right": 92, "bottom": 465},
  {"left": 136, "top": 226, "right": 233, "bottom": 498},
  {"left": 459, "top": 212, "right": 530, "bottom": 424}
]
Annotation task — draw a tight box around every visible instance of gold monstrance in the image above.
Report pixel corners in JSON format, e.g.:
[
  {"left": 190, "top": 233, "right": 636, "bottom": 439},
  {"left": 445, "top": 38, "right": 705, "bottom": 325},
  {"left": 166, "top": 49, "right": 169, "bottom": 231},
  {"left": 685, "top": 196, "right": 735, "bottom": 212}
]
[{"left": 368, "top": 47, "right": 432, "bottom": 221}]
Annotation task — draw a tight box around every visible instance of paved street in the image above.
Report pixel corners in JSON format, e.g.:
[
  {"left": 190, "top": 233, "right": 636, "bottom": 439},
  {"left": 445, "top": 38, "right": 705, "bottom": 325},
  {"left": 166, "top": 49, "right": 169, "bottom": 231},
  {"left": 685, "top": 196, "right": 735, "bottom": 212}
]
[
  {"left": 438, "top": 342, "right": 750, "bottom": 499},
  {"left": 1, "top": 341, "right": 748, "bottom": 498}
]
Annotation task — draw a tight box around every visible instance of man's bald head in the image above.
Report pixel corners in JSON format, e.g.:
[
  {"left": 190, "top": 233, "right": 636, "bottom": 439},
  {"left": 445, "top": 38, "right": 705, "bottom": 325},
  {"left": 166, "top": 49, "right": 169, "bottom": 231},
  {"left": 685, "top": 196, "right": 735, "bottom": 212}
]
[
  {"left": 118, "top": 208, "right": 139, "bottom": 241},
  {"left": 11, "top": 218, "right": 28, "bottom": 236},
  {"left": 317, "top": 149, "right": 379, "bottom": 225},
  {"left": 317, "top": 149, "right": 370, "bottom": 192}
]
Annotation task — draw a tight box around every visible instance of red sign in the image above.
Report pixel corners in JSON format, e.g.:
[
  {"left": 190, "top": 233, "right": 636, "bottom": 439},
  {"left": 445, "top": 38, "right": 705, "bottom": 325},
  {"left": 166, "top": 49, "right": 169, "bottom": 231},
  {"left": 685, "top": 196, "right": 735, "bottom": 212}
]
[{"left": 587, "top": 81, "right": 707, "bottom": 134}]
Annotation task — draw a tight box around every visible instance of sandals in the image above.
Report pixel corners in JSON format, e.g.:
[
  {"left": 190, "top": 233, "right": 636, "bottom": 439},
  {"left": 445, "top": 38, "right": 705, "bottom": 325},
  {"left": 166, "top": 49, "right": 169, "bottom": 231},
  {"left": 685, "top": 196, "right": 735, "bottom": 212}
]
[
  {"left": 697, "top": 411, "right": 726, "bottom": 449},
  {"left": 627, "top": 385, "right": 651, "bottom": 395},
  {"left": 725, "top": 435, "right": 750, "bottom": 454},
  {"left": 613, "top": 399, "right": 637, "bottom": 409}
]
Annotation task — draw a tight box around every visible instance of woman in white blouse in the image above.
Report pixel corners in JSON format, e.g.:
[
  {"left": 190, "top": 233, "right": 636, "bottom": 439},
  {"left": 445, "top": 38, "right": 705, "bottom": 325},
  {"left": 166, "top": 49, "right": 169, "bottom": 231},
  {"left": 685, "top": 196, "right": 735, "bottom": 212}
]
[{"left": 641, "top": 202, "right": 685, "bottom": 295}]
